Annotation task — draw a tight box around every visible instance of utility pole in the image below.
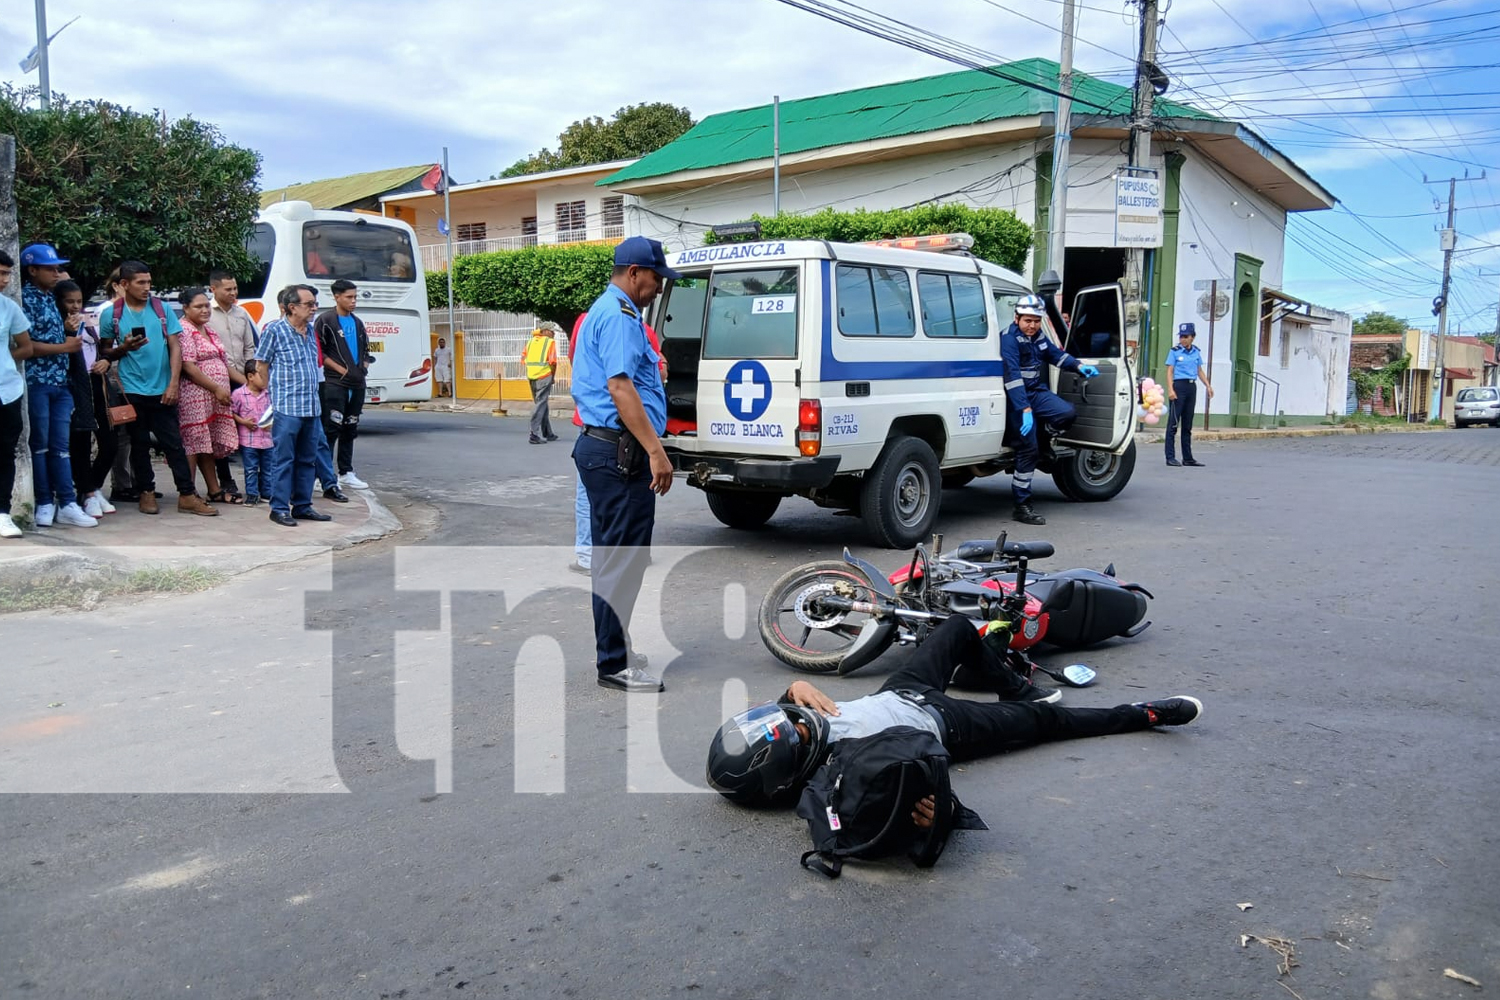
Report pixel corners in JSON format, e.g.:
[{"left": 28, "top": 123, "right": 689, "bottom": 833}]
[
  {"left": 1047, "top": 0, "right": 1079, "bottom": 291},
  {"left": 772, "top": 96, "right": 781, "bottom": 216},
  {"left": 34, "top": 0, "right": 50, "bottom": 110},
  {"left": 1425, "top": 172, "right": 1485, "bottom": 421},
  {"left": 1128, "top": 0, "right": 1160, "bottom": 171}
]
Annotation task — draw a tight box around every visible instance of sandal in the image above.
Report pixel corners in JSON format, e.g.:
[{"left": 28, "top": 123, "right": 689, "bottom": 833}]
[{"left": 207, "top": 491, "right": 245, "bottom": 505}]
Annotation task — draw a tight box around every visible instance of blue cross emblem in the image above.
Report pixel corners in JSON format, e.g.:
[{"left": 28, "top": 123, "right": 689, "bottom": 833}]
[{"left": 724, "top": 360, "right": 772, "bottom": 421}]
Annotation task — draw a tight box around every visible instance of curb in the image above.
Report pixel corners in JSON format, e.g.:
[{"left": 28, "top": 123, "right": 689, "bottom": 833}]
[{"left": 1137, "top": 424, "right": 1447, "bottom": 443}]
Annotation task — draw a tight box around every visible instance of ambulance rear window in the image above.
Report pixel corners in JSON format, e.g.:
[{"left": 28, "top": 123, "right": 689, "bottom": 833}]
[{"left": 702, "top": 267, "right": 798, "bottom": 359}]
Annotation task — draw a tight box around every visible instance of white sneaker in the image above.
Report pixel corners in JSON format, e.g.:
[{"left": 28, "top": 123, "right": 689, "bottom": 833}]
[
  {"left": 83, "top": 494, "right": 105, "bottom": 518},
  {"left": 0, "top": 513, "right": 20, "bottom": 538},
  {"left": 55, "top": 502, "right": 99, "bottom": 527},
  {"left": 339, "top": 471, "right": 369, "bottom": 490},
  {"left": 97, "top": 494, "right": 117, "bottom": 514},
  {"left": 34, "top": 503, "right": 55, "bottom": 527}
]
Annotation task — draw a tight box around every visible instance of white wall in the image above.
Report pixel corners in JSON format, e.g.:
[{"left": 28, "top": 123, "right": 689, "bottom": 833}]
[
  {"left": 1173, "top": 154, "right": 1289, "bottom": 416},
  {"left": 1258, "top": 311, "right": 1352, "bottom": 418}
]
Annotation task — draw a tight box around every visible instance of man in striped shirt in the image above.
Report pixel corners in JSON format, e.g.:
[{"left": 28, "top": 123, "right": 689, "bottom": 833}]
[{"left": 254, "top": 285, "right": 331, "bottom": 527}]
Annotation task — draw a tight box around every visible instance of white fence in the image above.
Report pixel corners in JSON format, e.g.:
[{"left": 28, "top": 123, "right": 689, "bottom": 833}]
[{"left": 430, "top": 307, "right": 572, "bottom": 391}]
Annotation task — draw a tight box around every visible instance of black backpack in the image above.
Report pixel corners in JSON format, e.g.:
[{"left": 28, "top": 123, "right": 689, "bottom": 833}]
[{"left": 796, "top": 726, "right": 985, "bottom": 878}]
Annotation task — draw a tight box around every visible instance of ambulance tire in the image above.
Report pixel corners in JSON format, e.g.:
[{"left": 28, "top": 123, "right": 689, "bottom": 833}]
[
  {"left": 862, "top": 436, "right": 941, "bottom": 548},
  {"left": 1052, "top": 441, "right": 1136, "bottom": 502},
  {"left": 706, "top": 490, "right": 783, "bottom": 530}
]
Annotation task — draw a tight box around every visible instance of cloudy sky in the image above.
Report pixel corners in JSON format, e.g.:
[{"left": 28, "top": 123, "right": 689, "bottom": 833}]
[{"left": 3, "top": 0, "right": 1498, "bottom": 329}]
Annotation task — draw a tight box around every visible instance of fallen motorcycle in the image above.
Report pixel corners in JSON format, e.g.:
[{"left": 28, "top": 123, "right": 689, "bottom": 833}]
[{"left": 757, "top": 532, "right": 1151, "bottom": 677}]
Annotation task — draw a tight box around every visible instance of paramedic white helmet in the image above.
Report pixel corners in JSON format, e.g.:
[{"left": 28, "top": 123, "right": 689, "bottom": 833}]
[{"left": 1014, "top": 294, "right": 1046, "bottom": 318}]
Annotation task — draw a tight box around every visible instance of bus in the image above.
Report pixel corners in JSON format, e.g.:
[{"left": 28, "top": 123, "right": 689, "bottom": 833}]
[{"left": 242, "top": 201, "right": 432, "bottom": 404}]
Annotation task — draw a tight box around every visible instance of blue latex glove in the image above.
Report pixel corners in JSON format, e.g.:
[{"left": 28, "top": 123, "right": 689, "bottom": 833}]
[
  {"left": 1078, "top": 364, "right": 1100, "bottom": 378},
  {"left": 1019, "top": 409, "right": 1034, "bottom": 436}
]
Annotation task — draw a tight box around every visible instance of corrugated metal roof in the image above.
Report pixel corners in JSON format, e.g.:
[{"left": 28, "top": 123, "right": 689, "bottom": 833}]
[
  {"left": 604, "top": 58, "right": 1218, "bottom": 185},
  {"left": 260, "top": 164, "right": 437, "bottom": 210}
]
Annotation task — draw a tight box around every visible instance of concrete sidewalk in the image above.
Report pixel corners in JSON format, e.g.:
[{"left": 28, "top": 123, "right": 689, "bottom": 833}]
[
  {"left": 1136, "top": 421, "right": 1445, "bottom": 443},
  {"left": 0, "top": 486, "right": 401, "bottom": 593}
]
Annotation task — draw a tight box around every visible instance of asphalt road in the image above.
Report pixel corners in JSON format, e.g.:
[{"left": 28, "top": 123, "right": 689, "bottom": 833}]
[{"left": 4, "top": 412, "right": 1498, "bottom": 999}]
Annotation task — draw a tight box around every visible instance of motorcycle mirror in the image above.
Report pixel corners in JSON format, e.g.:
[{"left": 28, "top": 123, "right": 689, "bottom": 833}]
[
  {"left": 1060, "top": 663, "right": 1097, "bottom": 687},
  {"left": 838, "top": 618, "right": 897, "bottom": 677}
]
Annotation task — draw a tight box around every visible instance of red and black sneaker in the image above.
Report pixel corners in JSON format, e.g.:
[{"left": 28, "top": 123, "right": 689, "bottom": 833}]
[{"left": 1135, "top": 696, "right": 1203, "bottom": 727}]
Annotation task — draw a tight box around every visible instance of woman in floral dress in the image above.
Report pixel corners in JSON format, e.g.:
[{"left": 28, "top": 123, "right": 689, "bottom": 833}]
[{"left": 176, "top": 288, "right": 240, "bottom": 503}]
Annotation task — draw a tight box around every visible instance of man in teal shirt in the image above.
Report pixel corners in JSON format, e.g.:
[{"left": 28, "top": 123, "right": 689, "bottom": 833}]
[{"left": 1164, "top": 323, "right": 1213, "bottom": 467}]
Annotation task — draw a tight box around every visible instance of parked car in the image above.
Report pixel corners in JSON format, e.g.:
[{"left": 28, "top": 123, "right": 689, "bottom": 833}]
[{"left": 1455, "top": 386, "right": 1500, "bottom": 427}]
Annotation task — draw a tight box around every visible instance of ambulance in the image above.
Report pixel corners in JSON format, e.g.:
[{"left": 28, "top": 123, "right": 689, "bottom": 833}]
[{"left": 652, "top": 234, "right": 1136, "bottom": 547}]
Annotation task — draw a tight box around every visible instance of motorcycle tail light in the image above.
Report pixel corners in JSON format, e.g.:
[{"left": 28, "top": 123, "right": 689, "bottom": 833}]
[{"left": 798, "top": 399, "right": 821, "bottom": 457}]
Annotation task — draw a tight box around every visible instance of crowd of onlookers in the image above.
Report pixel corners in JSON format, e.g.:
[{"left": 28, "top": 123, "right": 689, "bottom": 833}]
[{"left": 1, "top": 242, "right": 377, "bottom": 539}]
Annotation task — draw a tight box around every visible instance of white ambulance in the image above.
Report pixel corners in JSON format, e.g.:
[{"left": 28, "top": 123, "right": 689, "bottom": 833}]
[{"left": 652, "top": 234, "right": 1136, "bottom": 547}]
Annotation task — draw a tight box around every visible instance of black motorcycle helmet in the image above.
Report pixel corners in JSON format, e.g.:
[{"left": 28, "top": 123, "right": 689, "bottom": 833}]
[{"left": 706, "top": 702, "right": 831, "bottom": 805}]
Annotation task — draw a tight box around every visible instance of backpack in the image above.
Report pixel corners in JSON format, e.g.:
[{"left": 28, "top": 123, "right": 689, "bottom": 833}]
[
  {"left": 107, "top": 296, "right": 169, "bottom": 338},
  {"left": 795, "top": 726, "right": 985, "bottom": 879}
]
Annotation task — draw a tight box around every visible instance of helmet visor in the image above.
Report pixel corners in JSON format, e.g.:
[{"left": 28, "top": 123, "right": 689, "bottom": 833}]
[{"left": 730, "top": 703, "right": 801, "bottom": 749}]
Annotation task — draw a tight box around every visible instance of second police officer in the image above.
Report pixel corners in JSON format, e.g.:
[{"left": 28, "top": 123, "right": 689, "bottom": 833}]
[
  {"left": 1000, "top": 294, "right": 1098, "bottom": 526},
  {"left": 1163, "top": 322, "right": 1213, "bottom": 467}
]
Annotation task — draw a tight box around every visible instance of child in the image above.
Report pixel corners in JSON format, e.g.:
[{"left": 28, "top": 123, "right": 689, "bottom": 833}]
[{"left": 230, "top": 360, "right": 273, "bottom": 506}]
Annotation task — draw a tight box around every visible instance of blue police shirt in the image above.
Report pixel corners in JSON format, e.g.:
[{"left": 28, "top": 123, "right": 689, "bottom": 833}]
[
  {"left": 1166, "top": 343, "right": 1205, "bottom": 381},
  {"left": 571, "top": 284, "right": 666, "bottom": 435}
]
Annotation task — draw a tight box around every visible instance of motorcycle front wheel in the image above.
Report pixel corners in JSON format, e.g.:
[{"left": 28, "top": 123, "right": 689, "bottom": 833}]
[{"left": 758, "top": 560, "right": 885, "bottom": 673}]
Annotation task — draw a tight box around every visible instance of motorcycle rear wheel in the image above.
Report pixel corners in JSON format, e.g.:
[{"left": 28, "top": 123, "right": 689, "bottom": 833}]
[{"left": 758, "top": 560, "right": 883, "bottom": 673}]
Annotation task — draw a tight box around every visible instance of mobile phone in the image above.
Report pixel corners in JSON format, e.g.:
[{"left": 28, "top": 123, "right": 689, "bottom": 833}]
[{"left": 129, "top": 327, "right": 146, "bottom": 341}]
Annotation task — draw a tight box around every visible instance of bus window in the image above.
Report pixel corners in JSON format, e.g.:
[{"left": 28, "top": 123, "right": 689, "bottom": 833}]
[
  {"left": 242, "top": 223, "right": 275, "bottom": 299},
  {"left": 302, "top": 220, "right": 417, "bottom": 283}
]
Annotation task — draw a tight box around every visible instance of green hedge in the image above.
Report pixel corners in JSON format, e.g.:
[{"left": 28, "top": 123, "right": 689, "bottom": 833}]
[
  {"left": 451, "top": 243, "right": 617, "bottom": 329},
  {"left": 704, "top": 205, "right": 1032, "bottom": 274}
]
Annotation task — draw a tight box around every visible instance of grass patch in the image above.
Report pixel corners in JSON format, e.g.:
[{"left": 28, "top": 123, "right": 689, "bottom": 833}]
[
  {"left": 0, "top": 563, "right": 226, "bottom": 614},
  {"left": 1338, "top": 412, "right": 1412, "bottom": 427}
]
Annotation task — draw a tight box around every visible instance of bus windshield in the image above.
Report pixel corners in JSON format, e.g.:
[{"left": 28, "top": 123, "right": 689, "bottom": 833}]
[{"left": 302, "top": 220, "right": 416, "bottom": 283}]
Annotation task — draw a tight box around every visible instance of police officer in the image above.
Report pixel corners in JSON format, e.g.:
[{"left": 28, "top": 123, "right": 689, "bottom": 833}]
[
  {"left": 1000, "top": 294, "right": 1098, "bottom": 525},
  {"left": 1164, "top": 322, "right": 1213, "bottom": 467},
  {"left": 571, "top": 237, "right": 679, "bottom": 693}
]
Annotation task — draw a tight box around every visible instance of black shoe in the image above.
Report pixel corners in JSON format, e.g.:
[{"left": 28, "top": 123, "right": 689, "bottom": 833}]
[
  {"left": 292, "top": 507, "right": 332, "bottom": 522},
  {"left": 545, "top": 434, "right": 560, "bottom": 442},
  {"left": 244, "top": 495, "right": 261, "bottom": 507},
  {"left": 1014, "top": 678, "right": 1062, "bottom": 704},
  {"left": 1183, "top": 459, "right": 1205, "bottom": 467},
  {"left": 269, "top": 511, "right": 297, "bottom": 527},
  {"left": 529, "top": 437, "right": 545, "bottom": 445},
  {"left": 1012, "top": 503, "right": 1046, "bottom": 526},
  {"left": 1135, "top": 696, "right": 1203, "bottom": 727},
  {"left": 597, "top": 666, "right": 665, "bottom": 693},
  {"left": 1166, "top": 458, "right": 1182, "bottom": 467},
  {"left": 110, "top": 488, "right": 141, "bottom": 503},
  {"left": 322, "top": 488, "right": 350, "bottom": 503}
]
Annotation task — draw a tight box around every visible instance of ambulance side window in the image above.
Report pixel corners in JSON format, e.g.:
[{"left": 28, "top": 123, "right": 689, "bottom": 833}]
[
  {"left": 918, "top": 271, "right": 987, "bottom": 339},
  {"left": 836, "top": 264, "right": 914, "bottom": 338}
]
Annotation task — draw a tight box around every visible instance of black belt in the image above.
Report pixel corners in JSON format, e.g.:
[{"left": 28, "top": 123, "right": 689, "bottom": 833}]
[
  {"left": 1173, "top": 377, "right": 1195, "bottom": 383},
  {"left": 581, "top": 424, "right": 622, "bottom": 443},
  {"left": 893, "top": 689, "right": 949, "bottom": 739}
]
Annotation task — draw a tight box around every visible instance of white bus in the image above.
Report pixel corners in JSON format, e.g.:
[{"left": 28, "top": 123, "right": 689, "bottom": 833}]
[{"left": 243, "top": 201, "right": 433, "bottom": 404}]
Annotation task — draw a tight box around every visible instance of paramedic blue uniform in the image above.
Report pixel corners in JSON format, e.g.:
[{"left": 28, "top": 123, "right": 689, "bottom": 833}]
[
  {"left": 1000, "top": 321, "right": 1083, "bottom": 504},
  {"left": 1164, "top": 336, "right": 1205, "bottom": 465},
  {"left": 571, "top": 284, "right": 667, "bottom": 679}
]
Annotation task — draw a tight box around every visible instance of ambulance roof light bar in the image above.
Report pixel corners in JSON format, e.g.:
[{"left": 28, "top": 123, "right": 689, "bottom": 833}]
[{"left": 863, "top": 233, "right": 975, "bottom": 253}]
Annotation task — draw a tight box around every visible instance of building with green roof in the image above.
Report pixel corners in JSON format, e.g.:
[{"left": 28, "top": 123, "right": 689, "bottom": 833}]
[
  {"left": 604, "top": 59, "right": 1345, "bottom": 425},
  {"left": 260, "top": 163, "right": 442, "bottom": 212}
]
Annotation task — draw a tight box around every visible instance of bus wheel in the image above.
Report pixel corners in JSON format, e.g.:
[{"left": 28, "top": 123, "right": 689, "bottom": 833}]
[
  {"left": 862, "top": 436, "right": 940, "bottom": 548},
  {"left": 706, "top": 490, "right": 782, "bottom": 530}
]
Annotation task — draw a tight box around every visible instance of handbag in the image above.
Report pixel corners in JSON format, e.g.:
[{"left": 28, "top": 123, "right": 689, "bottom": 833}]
[{"left": 105, "top": 366, "right": 137, "bottom": 426}]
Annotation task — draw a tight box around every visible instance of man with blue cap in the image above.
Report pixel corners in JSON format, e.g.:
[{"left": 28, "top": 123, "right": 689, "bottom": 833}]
[
  {"left": 1164, "top": 322, "right": 1213, "bottom": 467},
  {"left": 571, "top": 236, "right": 680, "bottom": 693}
]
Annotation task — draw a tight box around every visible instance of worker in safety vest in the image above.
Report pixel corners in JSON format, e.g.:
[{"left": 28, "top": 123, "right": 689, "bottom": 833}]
[{"left": 523, "top": 322, "right": 560, "bottom": 444}]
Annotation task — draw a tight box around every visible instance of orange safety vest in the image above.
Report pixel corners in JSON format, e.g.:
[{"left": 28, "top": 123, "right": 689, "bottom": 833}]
[{"left": 524, "top": 335, "right": 556, "bottom": 380}]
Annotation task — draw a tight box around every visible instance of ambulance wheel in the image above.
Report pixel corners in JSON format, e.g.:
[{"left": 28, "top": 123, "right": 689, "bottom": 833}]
[
  {"left": 941, "top": 471, "right": 975, "bottom": 489},
  {"left": 1053, "top": 441, "right": 1136, "bottom": 502},
  {"left": 706, "top": 490, "right": 782, "bottom": 530},
  {"left": 862, "top": 436, "right": 941, "bottom": 548}
]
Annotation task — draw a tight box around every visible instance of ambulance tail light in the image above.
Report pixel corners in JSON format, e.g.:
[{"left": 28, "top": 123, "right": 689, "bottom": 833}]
[
  {"left": 864, "top": 233, "right": 974, "bottom": 253},
  {"left": 798, "top": 400, "right": 822, "bottom": 457}
]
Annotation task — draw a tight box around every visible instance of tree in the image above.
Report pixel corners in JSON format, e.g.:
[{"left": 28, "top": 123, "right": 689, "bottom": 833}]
[
  {"left": 705, "top": 205, "right": 1034, "bottom": 274},
  {"left": 0, "top": 85, "right": 261, "bottom": 294},
  {"left": 452, "top": 243, "right": 616, "bottom": 329},
  {"left": 497, "top": 103, "right": 694, "bottom": 179},
  {"left": 1352, "top": 311, "right": 1407, "bottom": 337}
]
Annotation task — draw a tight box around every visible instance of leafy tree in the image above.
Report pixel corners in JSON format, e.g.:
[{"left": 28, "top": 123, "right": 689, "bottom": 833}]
[
  {"left": 0, "top": 84, "right": 260, "bottom": 294},
  {"left": 452, "top": 243, "right": 616, "bottom": 329},
  {"left": 705, "top": 205, "right": 1033, "bottom": 274},
  {"left": 1352, "top": 310, "right": 1407, "bottom": 336},
  {"left": 497, "top": 103, "right": 694, "bottom": 179}
]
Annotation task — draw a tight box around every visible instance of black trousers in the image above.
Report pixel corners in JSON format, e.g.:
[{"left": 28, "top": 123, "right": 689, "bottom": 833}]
[
  {"left": 123, "top": 393, "right": 197, "bottom": 496},
  {"left": 0, "top": 397, "right": 22, "bottom": 515},
  {"left": 878, "top": 616, "right": 1148, "bottom": 763},
  {"left": 70, "top": 374, "right": 118, "bottom": 495},
  {"left": 574, "top": 432, "right": 654, "bottom": 677},
  {"left": 1166, "top": 379, "right": 1197, "bottom": 463},
  {"left": 320, "top": 383, "right": 364, "bottom": 476}
]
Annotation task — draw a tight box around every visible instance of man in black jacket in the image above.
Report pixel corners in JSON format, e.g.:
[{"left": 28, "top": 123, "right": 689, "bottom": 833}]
[{"left": 314, "top": 279, "right": 372, "bottom": 490}]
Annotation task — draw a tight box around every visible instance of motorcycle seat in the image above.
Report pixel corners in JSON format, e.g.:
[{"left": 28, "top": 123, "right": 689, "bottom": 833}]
[{"left": 950, "top": 539, "right": 1055, "bottom": 562}]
